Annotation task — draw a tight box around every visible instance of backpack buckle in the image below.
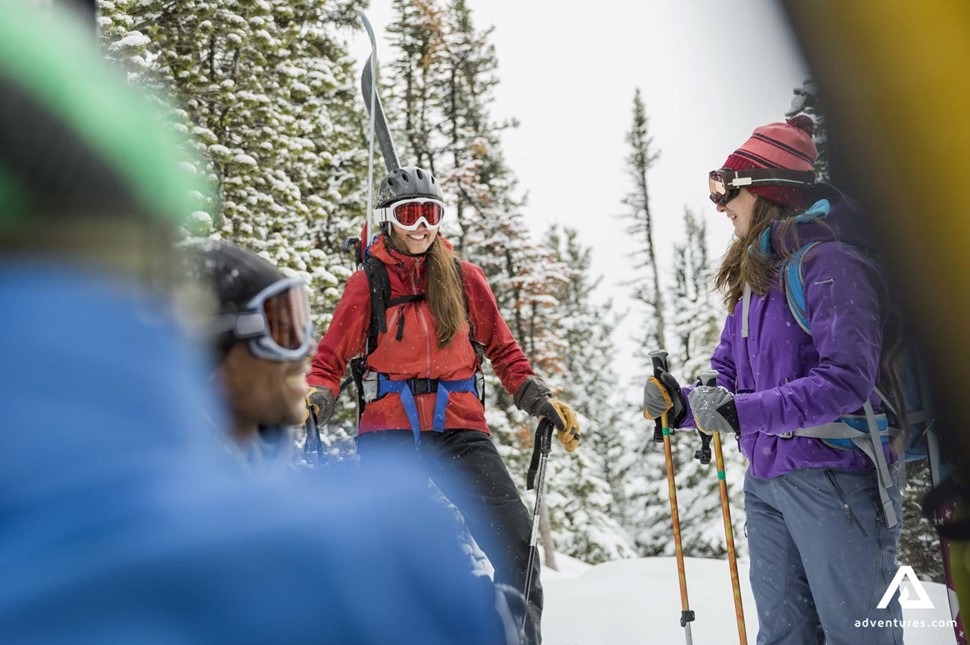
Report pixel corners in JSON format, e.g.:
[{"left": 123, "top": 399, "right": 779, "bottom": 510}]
[{"left": 408, "top": 378, "right": 438, "bottom": 396}]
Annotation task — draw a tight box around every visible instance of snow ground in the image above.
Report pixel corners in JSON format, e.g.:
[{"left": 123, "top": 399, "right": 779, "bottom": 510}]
[{"left": 541, "top": 555, "right": 956, "bottom": 645}]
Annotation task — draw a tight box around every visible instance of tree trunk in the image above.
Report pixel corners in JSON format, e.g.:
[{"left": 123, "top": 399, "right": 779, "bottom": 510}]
[{"left": 539, "top": 500, "right": 557, "bottom": 571}]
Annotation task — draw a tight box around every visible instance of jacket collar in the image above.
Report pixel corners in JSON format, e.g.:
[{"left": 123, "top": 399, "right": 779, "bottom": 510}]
[
  {"left": 759, "top": 184, "right": 868, "bottom": 258},
  {"left": 367, "top": 233, "right": 455, "bottom": 272}
]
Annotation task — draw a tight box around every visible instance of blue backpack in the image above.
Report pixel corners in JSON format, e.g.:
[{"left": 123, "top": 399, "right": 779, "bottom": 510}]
[{"left": 781, "top": 238, "right": 935, "bottom": 464}]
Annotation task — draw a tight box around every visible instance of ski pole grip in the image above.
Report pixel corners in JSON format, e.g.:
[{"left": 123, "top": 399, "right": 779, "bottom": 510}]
[
  {"left": 699, "top": 369, "right": 719, "bottom": 388},
  {"left": 649, "top": 350, "right": 669, "bottom": 443},
  {"left": 527, "top": 419, "right": 555, "bottom": 490},
  {"left": 537, "top": 418, "right": 554, "bottom": 454}
]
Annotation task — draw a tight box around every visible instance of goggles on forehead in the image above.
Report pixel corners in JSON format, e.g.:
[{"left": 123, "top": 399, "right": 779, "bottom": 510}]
[
  {"left": 376, "top": 197, "right": 446, "bottom": 231},
  {"left": 213, "top": 277, "right": 314, "bottom": 362},
  {"left": 708, "top": 168, "right": 816, "bottom": 206}
]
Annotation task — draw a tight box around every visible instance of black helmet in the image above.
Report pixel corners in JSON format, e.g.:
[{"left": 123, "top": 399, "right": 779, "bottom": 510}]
[{"left": 376, "top": 166, "right": 443, "bottom": 207}]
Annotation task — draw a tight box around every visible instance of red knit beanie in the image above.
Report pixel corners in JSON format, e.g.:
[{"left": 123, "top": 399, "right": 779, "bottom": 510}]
[{"left": 721, "top": 115, "right": 818, "bottom": 209}]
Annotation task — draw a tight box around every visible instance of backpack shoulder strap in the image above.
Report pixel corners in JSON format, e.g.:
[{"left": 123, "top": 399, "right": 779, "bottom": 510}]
[
  {"left": 362, "top": 254, "right": 391, "bottom": 353},
  {"left": 781, "top": 241, "right": 821, "bottom": 335}
]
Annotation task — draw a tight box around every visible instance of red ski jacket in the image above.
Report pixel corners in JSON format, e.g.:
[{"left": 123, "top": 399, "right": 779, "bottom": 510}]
[{"left": 308, "top": 235, "right": 534, "bottom": 434}]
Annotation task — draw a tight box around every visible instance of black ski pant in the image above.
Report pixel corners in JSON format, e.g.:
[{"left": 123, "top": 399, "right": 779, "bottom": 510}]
[{"left": 357, "top": 429, "right": 542, "bottom": 643}]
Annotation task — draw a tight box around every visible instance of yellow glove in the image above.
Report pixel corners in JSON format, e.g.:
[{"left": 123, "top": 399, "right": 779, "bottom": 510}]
[
  {"left": 538, "top": 399, "right": 581, "bottom": 453},
  {"left": 306, "top": 386, "right": 335, "bottom": 425}
]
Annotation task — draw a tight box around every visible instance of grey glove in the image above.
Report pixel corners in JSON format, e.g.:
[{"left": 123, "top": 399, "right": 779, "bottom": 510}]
[
  {"left": 643, "top": 372, "right": 686, "bottom": 425},
  {"left": 307, "top": 386, "right": 335, "bottom": 425},
  {"left": 688, "top": 386, "right": 740, "bottom": 436}
]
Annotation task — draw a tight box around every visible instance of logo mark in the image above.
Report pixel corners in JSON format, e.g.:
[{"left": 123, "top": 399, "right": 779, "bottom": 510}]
[{"left": 877, "top": 566, "right": 934, "bottom": 610}]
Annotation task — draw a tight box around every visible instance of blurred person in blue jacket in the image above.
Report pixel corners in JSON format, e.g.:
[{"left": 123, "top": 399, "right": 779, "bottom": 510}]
[
  {"left": 178, "top": 238, "right": 313, "bottom": 466},
  {"left": 0, "top": 4, "right": 511, "bottom": 643}
]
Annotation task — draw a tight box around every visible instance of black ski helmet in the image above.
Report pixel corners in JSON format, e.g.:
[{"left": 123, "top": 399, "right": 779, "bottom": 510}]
[{"left": 376, "top": 166, "right": 443, "bottom": 208}]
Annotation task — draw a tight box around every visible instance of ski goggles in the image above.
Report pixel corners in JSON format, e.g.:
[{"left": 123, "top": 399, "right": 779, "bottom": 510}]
[
  {"left": 214, "top": 277, "right": 314, "bottom": 362},
  {"left": 708, "top": 168, "right": 816, "bottom": 206},
  {"left": 376, "top": 197, "right": 446, "bottom": 231}
]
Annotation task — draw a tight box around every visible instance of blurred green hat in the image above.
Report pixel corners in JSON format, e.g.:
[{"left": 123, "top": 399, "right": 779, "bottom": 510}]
[{"left": 0, "top": 2, "right": 214, "bottom": 230}]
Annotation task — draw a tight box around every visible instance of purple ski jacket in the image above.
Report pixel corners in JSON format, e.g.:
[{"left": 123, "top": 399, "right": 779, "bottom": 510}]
[{"left": 684, "top": 185, "right": 894, "bottom": 479}]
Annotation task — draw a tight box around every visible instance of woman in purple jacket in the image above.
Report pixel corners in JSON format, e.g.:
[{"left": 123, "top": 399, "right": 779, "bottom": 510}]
[{"left": 644, "top": 117, "right": 904, "bottom": 645}]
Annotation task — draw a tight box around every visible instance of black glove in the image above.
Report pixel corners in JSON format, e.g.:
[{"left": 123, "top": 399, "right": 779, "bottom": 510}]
[{"left": 642, "top": 372, "right": 687, "bottom": 427}]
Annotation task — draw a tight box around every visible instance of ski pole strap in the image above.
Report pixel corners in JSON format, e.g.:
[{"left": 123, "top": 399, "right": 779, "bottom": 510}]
[
  {"left": 527, "top": 419, "right": 554, "bottom": 490},
  {"left": 376, "top": 373, "right": 480, "bottom": 444}
]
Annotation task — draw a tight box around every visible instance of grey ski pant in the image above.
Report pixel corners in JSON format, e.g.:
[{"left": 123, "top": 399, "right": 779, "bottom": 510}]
[{"left": 744, "top": 465, "right": 903, "bottom": 645}]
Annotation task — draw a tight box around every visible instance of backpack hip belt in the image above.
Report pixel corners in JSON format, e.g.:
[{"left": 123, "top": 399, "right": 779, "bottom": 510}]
[
  {"left": 779, "top": 402, "right": 899, "bottom": 527},
  {"left": 369, "top": 372, "right": 481, "bottom": 444}
]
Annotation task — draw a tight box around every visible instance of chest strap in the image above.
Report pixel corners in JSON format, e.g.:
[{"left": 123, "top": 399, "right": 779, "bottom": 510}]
[{"left": 376, "top": 373, "right": 480, "bottom": 444}]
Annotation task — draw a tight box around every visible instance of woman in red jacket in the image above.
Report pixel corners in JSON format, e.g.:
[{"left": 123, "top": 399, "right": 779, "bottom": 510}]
[{"left": 307, "top": 165, "right": 579, "bottom": 644}]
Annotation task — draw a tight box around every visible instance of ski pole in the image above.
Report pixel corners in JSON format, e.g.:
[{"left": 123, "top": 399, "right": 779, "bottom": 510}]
[
  {"left": 302, "top": 405, "right": 325, "bottom": 466},
  {"left": 522, "top": 418, "right": 554, "bottom": 638},
  {"left": 649, "top": 349, "right": 694, "bottom": 645},
  {"left": 699, "top": 370, "right": 747, "bottom": 645}
]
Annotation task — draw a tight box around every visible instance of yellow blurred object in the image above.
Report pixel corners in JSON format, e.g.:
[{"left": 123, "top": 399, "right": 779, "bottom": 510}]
[{"left": 783, "top": 0, "right": 970, "bottom": 635}]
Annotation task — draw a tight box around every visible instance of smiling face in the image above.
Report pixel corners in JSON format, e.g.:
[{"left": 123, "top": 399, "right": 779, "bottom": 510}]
[
  {"left": 218, "top": 342, "right": 309, "bottom": 442},
  {"left": 390, "top": 221, "right": 438, "bottom": 255},
  {"left": 716, "top": 187, "right": 758, "bottom": 237}
]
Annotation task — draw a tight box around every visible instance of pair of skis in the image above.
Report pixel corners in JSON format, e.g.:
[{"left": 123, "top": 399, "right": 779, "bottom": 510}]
[{"left": 359, "top": 12, "right": 399, "bottom": 252}]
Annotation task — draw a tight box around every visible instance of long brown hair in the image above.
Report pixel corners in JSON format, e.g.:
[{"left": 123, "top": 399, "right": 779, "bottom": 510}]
[
  {"left": 426, "top": 237, "right": 467, "bottom": 347},
  {"left": 387, "top": 232, "right": 467, "bottom": 347},
  {"left": 714, "top": 197, "right": 800, "bottom": 311}
]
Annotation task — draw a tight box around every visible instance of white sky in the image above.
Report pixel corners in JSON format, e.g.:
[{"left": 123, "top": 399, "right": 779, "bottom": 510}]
[{"left": 350, "top": 1, "right": 809, "bottom": 382}]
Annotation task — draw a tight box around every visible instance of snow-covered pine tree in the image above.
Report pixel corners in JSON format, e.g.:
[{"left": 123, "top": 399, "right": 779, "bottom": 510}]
[
  {"left": 786, "top": 77, "right": 830, "bottom": 183},
  {"left": 98, "top": 0, "right": 369, "bottom": 454},
  {"left": 543, "top": 226, "right": 638, "bottom": 564},
  {"left": 383, "top": 0, "right": 445, "bottom": 171},
  {"left": 670, "top": 208, "right": 720, "bottom": 378},
  {"left": 612, "top": 88, "right": 682, "bottom": 556},
  {"left": 99, "top": 0, "right": 366, "bottom": 307},
  {"left": 901, "top": 460, "right": 944, "bottom": 583},
  {"left": 622, "top": 88, "right": 666, "bottom": 362}
]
